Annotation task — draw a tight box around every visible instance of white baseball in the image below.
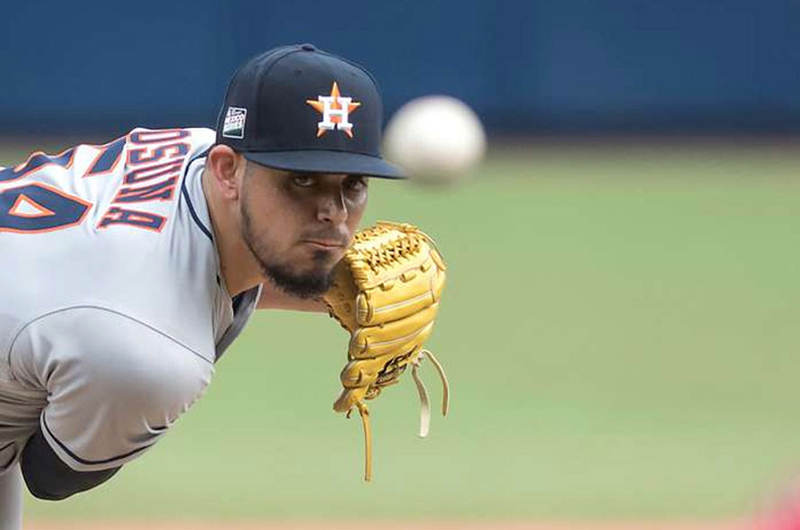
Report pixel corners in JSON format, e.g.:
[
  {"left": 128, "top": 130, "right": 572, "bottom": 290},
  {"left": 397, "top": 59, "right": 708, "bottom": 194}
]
[{"left": 382, "top": 95, "right": 486, "bottom": 185}]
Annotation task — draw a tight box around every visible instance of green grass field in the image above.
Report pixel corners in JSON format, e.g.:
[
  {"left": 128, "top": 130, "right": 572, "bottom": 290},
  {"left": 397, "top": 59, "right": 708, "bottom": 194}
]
[{"left": 7, "top": 139, "right": 800, "bottom": 522}]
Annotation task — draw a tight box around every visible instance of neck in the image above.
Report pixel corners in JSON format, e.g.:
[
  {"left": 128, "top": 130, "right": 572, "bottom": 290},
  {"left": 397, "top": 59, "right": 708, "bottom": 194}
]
[{"left": 201, "top": 168, "right": 263, "bottom": 296}]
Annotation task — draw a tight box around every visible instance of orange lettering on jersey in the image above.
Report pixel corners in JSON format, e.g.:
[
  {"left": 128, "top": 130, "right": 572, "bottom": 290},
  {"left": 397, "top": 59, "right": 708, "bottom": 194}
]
[
  {"left": 97, "top": 129, "right": 190, "bottom": 232},
  {"left": 129, "top": 129, "right": 190, "bottom": 144},
  {"left": 125, "top": 161, "right": 183, "bottom": 185},
  {"left": 114, "top": 177, "right": 178, "bottom": 203},
  {"left": 128, "top": 142, "right": 190, "bottom": 166},
  {"left": 98, "top": 207, "right": 165, "bottom": 232}
]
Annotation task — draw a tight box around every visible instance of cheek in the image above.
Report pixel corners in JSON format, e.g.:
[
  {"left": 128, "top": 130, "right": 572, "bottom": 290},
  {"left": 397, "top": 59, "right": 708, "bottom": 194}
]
[
  {"left": 242, "top": 193, "right": 287, "bottom": 251},
  {"left": 250, "top": 178, "right": 301, "bottom": 221},
  {"left": 346, "top": 194, "right": 368, "bottom": 227},
  {"left": 251, "top": 209, "right": 295, "bottom": 251}
]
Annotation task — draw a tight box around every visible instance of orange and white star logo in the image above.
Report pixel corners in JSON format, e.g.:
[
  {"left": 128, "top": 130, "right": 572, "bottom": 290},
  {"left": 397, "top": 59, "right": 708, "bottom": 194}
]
[{"left": 306, "top": 82, "right": 361, "bottom": 138}]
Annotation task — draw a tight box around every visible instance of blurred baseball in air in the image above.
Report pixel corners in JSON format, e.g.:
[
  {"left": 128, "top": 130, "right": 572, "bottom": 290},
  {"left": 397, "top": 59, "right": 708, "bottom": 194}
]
[{"left": 382, "top": 95, "right": 486, "bottom": 185}]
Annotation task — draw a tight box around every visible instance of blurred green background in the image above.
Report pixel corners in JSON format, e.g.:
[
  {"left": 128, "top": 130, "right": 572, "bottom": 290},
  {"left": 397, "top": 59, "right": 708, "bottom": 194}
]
[{"left": 6, "top": 139, "right": 800, "bottom": 523}]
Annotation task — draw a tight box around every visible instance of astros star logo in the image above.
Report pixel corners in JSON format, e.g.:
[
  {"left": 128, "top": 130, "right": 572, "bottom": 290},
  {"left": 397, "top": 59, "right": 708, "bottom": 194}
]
[{"left": 306, "top": 82, "right": 361, "bottom": 138}]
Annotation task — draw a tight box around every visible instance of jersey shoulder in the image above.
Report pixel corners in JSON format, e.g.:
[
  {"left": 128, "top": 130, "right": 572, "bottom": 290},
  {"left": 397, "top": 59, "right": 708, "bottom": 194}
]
[
  {"left": 0, "top": 126, "right": 217, "bottom": 234},
  {"left": 0, "top": 127, "right": 224, "bottom": 360}
]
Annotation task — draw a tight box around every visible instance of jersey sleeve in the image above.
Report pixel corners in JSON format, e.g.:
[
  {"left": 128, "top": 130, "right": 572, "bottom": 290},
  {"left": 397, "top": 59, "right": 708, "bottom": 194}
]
[{"left": 9, "top": 306, "right": 214, "bottom": 472}]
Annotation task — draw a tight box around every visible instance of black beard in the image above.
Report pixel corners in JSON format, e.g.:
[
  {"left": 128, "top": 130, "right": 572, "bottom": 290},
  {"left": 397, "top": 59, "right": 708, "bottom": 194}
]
[
  {"left": 261, "top": 256, "right": 335, "bottom": 299},
  {"left": 240, "top": 202, "right": 334, "bottom": 299}
]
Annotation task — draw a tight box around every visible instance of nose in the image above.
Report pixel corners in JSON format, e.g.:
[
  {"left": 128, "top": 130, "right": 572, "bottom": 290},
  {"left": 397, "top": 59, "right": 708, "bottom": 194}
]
[{"left": 316, "top": 188, "right": 348, "bottom": 225}]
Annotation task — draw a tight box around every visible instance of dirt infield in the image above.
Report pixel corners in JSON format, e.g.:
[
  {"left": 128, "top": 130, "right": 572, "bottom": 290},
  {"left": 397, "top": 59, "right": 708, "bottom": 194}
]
[{"left": 27, "top": 521, "right": 751, "bottom": 530}]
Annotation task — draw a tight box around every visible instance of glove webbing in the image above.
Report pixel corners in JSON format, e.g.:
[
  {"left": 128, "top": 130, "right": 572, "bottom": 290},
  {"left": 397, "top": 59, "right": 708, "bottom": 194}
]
[{"left": 348, "top": 221, "right": 444, "bottom": 288}]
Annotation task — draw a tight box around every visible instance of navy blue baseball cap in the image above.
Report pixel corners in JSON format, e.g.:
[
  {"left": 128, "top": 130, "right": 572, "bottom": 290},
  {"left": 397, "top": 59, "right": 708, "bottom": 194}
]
[{"left": 216, "top": 44, "right": 405, "bottom": 179}]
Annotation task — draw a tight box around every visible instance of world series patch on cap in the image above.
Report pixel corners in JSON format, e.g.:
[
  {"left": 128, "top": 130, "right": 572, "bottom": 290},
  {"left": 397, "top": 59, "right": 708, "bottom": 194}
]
[
  {"left": 222, "top": 107, "right": 247, "bottom": 139},
  {"left": 216, "top": 43, "right": 405, "bottom": 179}
]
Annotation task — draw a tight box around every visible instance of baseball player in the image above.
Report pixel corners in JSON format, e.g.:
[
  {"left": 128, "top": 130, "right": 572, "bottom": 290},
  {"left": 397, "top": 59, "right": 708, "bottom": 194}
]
[{"left": 0, "top": 44, "right": 447, "bottom": 529}]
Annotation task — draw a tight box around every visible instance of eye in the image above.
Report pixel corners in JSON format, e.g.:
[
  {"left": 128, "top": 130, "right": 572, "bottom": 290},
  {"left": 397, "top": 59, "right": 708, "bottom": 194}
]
[
  {"left": 291, "top": 175, "right": 316, "bottom": 188},
  {"left": 344, "top": 175, "right": 368, "bottom": 192}
]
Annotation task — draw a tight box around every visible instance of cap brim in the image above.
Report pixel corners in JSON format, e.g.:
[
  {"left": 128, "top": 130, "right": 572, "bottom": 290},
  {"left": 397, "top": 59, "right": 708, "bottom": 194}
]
[{"left": 243, "top": 150, "right": 406, "bottom": 179}]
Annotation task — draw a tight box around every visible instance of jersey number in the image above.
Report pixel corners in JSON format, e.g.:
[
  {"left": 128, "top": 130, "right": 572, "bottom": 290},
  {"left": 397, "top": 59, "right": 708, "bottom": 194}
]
[
  {"left": 0, "top": 139, "right": 124, "bottom": 233},
  {"left": 0, "top": 184, "right": 91, "bottom": 233}
]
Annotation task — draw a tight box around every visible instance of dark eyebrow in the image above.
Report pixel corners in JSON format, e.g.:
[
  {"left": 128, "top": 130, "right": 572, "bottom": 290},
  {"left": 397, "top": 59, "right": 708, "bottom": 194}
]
[
  {"left": 292, "top": 172, "right": 336, "bottom": 178},
  {"left": 289, "top": 173, "right": 367, "bottom": 180}
]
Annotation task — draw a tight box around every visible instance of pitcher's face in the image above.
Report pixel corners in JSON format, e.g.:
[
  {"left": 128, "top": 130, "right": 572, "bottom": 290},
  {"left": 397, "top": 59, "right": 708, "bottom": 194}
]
[{"left": 239, "top": 163, "right": 368, "bottom": 298}]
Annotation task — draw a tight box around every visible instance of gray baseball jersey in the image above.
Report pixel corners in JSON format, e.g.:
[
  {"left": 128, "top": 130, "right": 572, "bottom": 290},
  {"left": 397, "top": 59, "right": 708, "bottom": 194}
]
[{"left": 0, "top": 127, "right": 260, "bottom": 474}]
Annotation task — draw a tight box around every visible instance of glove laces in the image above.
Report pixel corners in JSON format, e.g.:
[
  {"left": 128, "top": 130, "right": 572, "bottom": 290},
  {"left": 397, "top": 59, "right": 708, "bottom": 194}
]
[{"left": 351, "top": 348, "right": 450, "bottom": 482}]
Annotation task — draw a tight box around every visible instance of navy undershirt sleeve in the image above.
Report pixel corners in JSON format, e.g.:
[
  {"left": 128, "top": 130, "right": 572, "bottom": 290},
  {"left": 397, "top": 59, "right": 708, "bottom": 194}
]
[{"left": 21, "top": 426, "right": 121, "bottom": 501}]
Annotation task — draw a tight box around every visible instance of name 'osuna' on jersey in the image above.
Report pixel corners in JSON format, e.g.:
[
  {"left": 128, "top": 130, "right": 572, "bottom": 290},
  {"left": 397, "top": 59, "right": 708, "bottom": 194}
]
[{"left": 0, "top": 127, "right": 260, "bottom": 473}]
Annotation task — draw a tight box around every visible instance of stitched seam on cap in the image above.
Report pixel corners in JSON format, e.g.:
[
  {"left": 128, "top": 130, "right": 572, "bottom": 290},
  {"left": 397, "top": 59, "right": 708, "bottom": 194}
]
[{"left": 315, "top": 50, "right": 385, "bottom": 103}]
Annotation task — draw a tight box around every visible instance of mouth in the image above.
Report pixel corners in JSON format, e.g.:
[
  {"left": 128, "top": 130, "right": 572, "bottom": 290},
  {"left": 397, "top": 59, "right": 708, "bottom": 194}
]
[{"left": 302, "top": 239, "right": 347, "bottom": 250}]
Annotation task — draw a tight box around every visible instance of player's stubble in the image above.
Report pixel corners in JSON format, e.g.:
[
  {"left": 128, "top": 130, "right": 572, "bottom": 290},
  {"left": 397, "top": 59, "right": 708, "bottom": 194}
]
[{"left": 239, "top": 192, "right": 336, "bottom": 299}]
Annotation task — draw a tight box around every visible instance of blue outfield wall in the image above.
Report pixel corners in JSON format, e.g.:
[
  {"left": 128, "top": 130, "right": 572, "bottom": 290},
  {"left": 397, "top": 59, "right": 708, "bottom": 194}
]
[{"left": 1, "top": 0, "right": 798, "bottom": 135}]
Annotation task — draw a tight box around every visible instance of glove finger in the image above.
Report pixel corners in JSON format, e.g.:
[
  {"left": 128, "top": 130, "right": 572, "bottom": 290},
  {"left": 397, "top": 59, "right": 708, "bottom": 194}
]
[
  {"left": 339, "top": 343, "right": 418, "bottom": 386},
  {"left": 356, "top": 257, "right": 446, "bottom": 326},
  {"left": 349, "top": 304, "right": 438, "bottom": 359},
  {"left": 339, "top": 359, "right": 374, "bottom": 387},
  {"left": 333, "top": 386, "right": 369, "bottom": 413}
]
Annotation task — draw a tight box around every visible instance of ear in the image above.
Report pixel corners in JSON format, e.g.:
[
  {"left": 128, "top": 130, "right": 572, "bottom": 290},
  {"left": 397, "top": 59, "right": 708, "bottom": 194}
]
[{"left": 206, "top": 145, "right": 244, "bottom": 201}]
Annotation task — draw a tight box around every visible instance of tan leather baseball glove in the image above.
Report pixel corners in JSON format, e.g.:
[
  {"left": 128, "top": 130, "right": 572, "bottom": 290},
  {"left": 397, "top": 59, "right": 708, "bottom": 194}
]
[{"left": 322, "top": 221, "right": 449, "bottom": 481}]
